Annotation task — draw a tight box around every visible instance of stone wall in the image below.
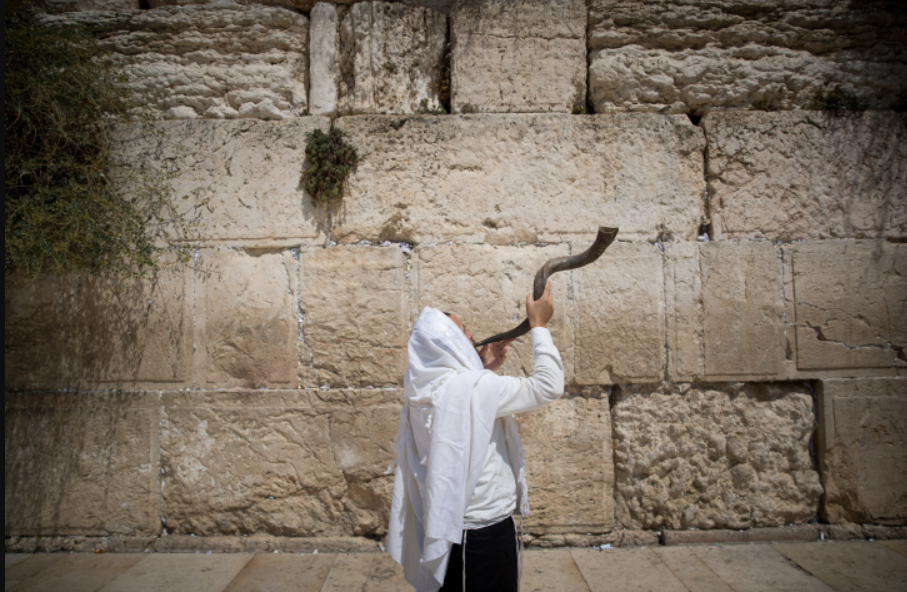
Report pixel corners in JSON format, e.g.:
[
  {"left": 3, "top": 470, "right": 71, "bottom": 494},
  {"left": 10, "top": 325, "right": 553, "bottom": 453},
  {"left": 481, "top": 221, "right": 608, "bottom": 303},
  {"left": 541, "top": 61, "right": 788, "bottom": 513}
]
[{"left": 6, "top": 0, "right": 907, "bottom": 545}]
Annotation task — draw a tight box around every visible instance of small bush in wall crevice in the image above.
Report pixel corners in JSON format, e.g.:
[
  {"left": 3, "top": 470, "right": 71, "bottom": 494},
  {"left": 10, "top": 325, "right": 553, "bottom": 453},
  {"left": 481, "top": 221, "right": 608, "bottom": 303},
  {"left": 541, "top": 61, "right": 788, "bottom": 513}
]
[
  {"left": 808, "top": 87, "right": 867, "bottom": 116},
  {"left": 301, "top": 126, "right": 360, "bottom": 203}
]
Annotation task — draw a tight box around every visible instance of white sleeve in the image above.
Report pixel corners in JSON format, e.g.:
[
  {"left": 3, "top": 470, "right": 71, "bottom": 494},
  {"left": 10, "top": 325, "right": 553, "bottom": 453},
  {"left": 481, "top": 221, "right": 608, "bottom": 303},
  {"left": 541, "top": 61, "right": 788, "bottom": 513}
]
[{"left": 480, "top": 327, "right": 565, "bottom": 417}]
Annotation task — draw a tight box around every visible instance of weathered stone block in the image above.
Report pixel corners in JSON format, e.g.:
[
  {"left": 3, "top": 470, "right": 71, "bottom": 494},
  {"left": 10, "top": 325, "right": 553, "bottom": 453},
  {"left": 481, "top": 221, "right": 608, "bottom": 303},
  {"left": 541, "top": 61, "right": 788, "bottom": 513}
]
[
  {"left": 77, "top": 262, "right": 192, "bottom": 388},
  {"left": 338, "top": 2, "right": 447, "bottom": 115},
  {"left": 701, "top": 241, "right": 786, "bottom": 381},
  {"left": 451, "top": 0, "right": 586, "bottom": 113},
  {"left": 789, "top": 241, "right": 907, "bottom": 372},
  {"left": 161, "top": 390, "right": 399, "bottom": 537},
  {"left": 5, "top": 274, "right": 80, "bottom": 389},
  {"left": 588, "top": 0, "right": 907, "bottom": 113},
  {"left": 574, "top": 242, "right": 665, "bottom": 384},
  {"left": 309, "top": 3, "right": 341, "bottom": 116},
  {"left": 517, "top": 396, "right": 614, "bottom": 534},
  {"left": 113, "top": 119, "right": 330, "bottom": 246},
  {"left": 411, "top": 243, "right": 573, "bottom": 381},
  {"left": 664, "top": 242, "right": 704, "bottom": 382},
  {"left": 197, "top": 248, "right": 299, "bottom": 388},
  {"left": 612, "top": 383, "right": 822, "bottom": 530},
  {"left": 46, "top": 3, "right": 310, "bottom": 119},
  {"left": 147, "top": 0, "right": 334, "bottom": 12},
  {"left": 299, "top": 246, "right": 406, "bottom": 388},
  {"left": 705, "top": 112, "right": 907, "bottom": 241},
  {"left": 334, "top": 114, "right": 706, "bottom": 244},
  {"left": 5, "top": 392, "right": 161, "bottom": 536},
  {"left": 5, "top": 263, "right": 191, "bottom": 390},
  {"left": 818, "top": 378, "right": 907, "bottom": 525}
]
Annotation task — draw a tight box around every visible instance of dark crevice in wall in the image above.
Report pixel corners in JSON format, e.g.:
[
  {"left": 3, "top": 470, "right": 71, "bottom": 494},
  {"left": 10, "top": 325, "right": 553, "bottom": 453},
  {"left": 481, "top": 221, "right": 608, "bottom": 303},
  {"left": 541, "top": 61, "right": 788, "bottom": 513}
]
[{"left": 687, "top": 113, "right": 702, "bottom": 126}]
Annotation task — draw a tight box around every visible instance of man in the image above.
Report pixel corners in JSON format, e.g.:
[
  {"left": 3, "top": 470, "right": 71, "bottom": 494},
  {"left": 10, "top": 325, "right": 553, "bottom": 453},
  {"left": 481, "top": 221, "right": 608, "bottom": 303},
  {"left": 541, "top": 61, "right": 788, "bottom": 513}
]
[{"left": 387, "top": 281, "right": 565, "bottom": 592}]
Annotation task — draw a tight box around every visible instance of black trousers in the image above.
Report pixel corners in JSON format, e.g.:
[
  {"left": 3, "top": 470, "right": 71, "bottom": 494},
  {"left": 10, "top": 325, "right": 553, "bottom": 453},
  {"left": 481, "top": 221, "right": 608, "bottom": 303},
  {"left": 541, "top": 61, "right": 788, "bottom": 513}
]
[{"left": 439, "top": 517, "right": 519, "bottom": 592}]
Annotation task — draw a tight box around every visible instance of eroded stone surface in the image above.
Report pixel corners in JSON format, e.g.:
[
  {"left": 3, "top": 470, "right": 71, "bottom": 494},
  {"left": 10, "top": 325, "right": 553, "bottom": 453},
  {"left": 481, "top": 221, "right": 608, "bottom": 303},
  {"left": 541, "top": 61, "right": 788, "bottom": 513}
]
[
  {"left": 818, "top": 378, "right": 907, "bottom": 525},
  {"left": 77, "top": 261, "right": 192, "bottom": 388},
  {"left": 161, "top": 390, "right": 399, "bottom": 537},
  {"left": 588, "top": 0, "right": 907, "bottom": 113},
  {"left": 46, "top": 3, "right": 309, "bottom": 119},
  {"left": 309, "top": 3, "right": 341, "bottom": 116},
  {"left": 612, "top": 383, "right": 822, "bottom": 530},
  {"left": 299, "top": 246, "right": 406, "bottom": 388},
  {"left": 790, "top": 241, "right": 907, "bottom": 371},
  {"left": 5, "top": 392, "right": 161, "bottom": 536},
  {"left": 706, "top": 112, "right": 907, "bottom": 241},
  {"left": 112, "top": 119, "right": 330, "bottom": 246},
  {"left": 451, "top": 0, "right": 586, "bottom": 113},
  {"left": 574, "top": 242, "right": 665, "bottom": 385},
  {"left": 411, "top": 243, "right": 573, "bottom": 381},
  {"left": 5, "top": 274, "right": 80, "bottom": 389},
  {"left": 197, "top": 248, "right": 298, "bottom": 388},
  {"left": 334, "top": 114, "right": 706, "bottom": 244},
  {"left": 5, "top": 263, "right": 191, "bottom": 390},
  {"left": 338, "top": 2, "right": 447, "bottom": 115},
  {"left": 517, "top": 396, "right": 614, "bottom": 534},
  {"left": 664, "top": 243, "right": 704, "bottom": 382},
  {"left": 701, "top": 241, "right": 786, "bottom": 381}
]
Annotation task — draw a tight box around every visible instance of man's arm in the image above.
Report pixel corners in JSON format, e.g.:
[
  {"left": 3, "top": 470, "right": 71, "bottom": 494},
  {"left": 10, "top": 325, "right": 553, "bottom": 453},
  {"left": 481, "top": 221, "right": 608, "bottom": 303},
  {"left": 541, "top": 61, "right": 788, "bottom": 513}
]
[{"left": 478, "top": 281, "right": 566, "bottom": 416}]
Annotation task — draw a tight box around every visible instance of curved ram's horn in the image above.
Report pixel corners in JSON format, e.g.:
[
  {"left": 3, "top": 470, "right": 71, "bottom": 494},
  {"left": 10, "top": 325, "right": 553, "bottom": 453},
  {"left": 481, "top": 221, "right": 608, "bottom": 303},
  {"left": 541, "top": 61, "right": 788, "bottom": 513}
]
[{"left": 474, "top": 227, "right": 619, "bottom": 348}]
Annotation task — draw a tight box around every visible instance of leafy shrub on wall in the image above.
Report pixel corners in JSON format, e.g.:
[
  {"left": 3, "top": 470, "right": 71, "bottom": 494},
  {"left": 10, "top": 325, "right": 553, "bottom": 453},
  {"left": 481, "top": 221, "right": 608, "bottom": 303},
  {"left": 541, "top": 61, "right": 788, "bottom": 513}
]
[{"left": 5, "top": 7, "right": 188, "bottom": 278}]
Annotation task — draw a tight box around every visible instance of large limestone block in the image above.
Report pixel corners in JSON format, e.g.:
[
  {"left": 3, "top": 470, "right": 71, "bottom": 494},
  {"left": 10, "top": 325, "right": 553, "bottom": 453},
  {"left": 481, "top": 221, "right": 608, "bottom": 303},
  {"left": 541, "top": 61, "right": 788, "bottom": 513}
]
[
  {"left": 589, "top": 0, "right": 907, "bottom": 56},
  {"left": 587, "top": 0, "right": 907, "bottom": 113},
  {"left": 5, "top": 264, "right": 191, "bottom": 390},
  {"left": 338, "top": 2, "right": 447, "bottom": 114},
  {"left": 76, "top": 262, "right": 192, "bottom": 388},
  {"left": 5, "top": 392, "right": 161, "bottom": 536},
  {"left": 309, "top": 3, "right": 341, "bottom": 116},
  {"left": 664, "top": 242, "right": 704, "bottom": 382},
  {"left": 451, "top": 0, "right": 586, "bottom": 113},
  {"left": 411, "top": 243, "right": 573, "bottom": 381},
  {"left": 612, "top": 383, "right": 823, "bottom": 530},
  {"left": 818, "top": 378, "right": 907, "bottom": 524},
  {"left": 197, "top": 248, "right": 299, "bottom": 388},
  {"left": 517, "top": 396, "right": 614, "bottom": 534},
  {"left": 573, "top": 242, "right": 665, "bottom": 384},
  {"left": 789, "top": 241, "right": 907, "bottom": 372},
  {"left": 46, "top": 3, "right": 309, "bottom": 119},
  {"left": 589, "top": 49, "right": 907, "bottom": 116},
  {"left": 146, "top": 0, "right": 338, "bottom": 12},
  {"left": 5, "top": 274, "right": 80, "bottom": 389},
  {"left": 705, "top": 112, "right": 907, "bottom": 241},
  {"left": 161, "top": 390, "right": 399, "bottom": 537},
  {"left": 299, "top": 245, "right": 407, "bottom": 388},
  {"left": 113, "top": 118, "right": 330, "bottom": 246},
  {"left": 701, "top": 241, "right": 786, "bottom": 381},
  {"left": 333, "top": 114, "right": 706, "bottom": 244}
]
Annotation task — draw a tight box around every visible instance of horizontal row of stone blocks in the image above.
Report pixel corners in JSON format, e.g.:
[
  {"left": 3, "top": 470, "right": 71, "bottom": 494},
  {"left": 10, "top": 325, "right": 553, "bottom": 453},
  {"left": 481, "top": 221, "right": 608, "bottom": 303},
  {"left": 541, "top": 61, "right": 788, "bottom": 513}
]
[
  {"left": 111, "top": 112, "right": 906, "bottom": 246},
  {"left": 6, "top": 378, "right": 904, "bottom": 537},
  {"left": 44, "top": 0, "right": 907, "bottom": 118},
  {"left": 7, "top": 240, "right": 906, "bottom": 390}
]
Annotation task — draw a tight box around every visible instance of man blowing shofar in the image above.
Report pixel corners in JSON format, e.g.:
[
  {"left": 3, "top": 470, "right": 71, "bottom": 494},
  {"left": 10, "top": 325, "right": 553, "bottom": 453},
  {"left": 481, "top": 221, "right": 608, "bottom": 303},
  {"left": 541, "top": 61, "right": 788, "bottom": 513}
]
[{"left": 386, "top": 281, "right": 564, "bottom": 592}]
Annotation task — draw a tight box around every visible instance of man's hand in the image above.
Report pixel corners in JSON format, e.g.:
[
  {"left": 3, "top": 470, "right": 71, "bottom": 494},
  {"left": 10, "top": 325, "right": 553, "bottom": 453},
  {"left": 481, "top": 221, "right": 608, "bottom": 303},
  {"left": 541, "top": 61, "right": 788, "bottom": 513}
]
[
  {"left": 527, "top": 280, "right": 554, "bottom": 329},
  {"left": 479, "top": 338, "right": 515, "bottom": 372}
]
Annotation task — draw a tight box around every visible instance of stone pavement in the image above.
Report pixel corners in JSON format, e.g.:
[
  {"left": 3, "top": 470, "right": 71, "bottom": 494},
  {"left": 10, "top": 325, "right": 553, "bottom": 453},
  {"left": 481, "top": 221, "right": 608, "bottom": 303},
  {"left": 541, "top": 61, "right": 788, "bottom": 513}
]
[{"left": 6, "top": 540, "right": 907, "bottom": 592}]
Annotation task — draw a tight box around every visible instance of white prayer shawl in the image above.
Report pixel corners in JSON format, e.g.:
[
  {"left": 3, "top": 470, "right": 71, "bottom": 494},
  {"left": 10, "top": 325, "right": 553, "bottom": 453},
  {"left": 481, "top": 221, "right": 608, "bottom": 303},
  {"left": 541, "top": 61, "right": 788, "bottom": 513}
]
[{"left": 387, "top": 307, "right": 529, "bottom": 592}]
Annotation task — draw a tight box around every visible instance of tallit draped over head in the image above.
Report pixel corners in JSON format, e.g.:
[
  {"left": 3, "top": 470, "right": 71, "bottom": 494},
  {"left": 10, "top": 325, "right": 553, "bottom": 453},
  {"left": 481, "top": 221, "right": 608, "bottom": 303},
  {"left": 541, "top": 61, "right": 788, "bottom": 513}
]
[{"left": 387, "top": 307, "right": 528, "bottom": 592}]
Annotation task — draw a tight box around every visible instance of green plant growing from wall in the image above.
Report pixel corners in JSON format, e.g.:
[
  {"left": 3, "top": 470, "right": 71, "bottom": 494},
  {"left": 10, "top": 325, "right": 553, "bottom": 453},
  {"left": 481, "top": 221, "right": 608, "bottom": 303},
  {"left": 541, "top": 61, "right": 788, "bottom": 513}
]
[
  {"left": 808, "top": 87, "right": 867, "bottom": 115},
  {"left": 5, "top": 6, "right": 189, "bottom": 278},
  {"left": 301, "top": 126, "right": 360, "bottom": 203}
]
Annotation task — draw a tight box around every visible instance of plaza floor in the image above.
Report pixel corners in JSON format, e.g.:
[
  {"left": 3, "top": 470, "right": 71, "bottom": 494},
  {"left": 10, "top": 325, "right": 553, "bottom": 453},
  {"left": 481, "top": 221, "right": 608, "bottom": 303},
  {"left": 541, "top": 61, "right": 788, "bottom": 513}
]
[{"left": 6, "top": 539, "right": 907, "bottom": 591}]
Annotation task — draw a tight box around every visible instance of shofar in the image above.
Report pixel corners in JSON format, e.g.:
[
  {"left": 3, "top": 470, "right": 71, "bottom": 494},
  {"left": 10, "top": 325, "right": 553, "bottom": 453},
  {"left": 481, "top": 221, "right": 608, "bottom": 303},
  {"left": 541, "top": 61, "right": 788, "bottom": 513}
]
[{"left": 475, "top": 226, "right": 619, "bottom": 347}]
